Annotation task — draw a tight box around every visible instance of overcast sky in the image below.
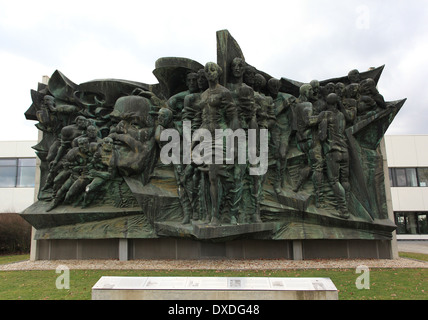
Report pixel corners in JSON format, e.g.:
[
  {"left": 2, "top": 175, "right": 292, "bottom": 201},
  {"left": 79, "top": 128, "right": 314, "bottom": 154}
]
[{"left": 0, "top": 0, "right": 427, "bottom": 141}]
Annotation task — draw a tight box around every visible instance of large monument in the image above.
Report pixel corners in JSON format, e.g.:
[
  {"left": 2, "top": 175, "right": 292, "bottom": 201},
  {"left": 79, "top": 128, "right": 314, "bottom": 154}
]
[{"left": 22, "top": 30, "right": 406, "bottom": 260}]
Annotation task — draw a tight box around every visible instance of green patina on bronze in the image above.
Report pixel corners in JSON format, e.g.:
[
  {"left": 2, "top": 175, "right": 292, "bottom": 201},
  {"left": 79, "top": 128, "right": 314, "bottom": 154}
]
[{"left": 22, "top": 30, "right": 405, "bottom": 241}]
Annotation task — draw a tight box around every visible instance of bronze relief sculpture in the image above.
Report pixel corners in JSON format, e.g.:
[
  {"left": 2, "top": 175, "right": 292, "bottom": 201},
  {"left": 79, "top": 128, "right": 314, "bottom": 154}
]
[{"left": 22, "top": 30, "right": 405, "bottom": 245}]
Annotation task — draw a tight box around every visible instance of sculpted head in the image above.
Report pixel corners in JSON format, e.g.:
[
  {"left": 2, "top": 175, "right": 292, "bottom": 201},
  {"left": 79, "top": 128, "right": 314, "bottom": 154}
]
[
  {"left": 204, "top": 62, "right": 222, "bottom": 82},
  {"left": 197, "top": 69, "right": 208, "bottom": 91},
  {"left": 267, "top": 78, "right": 280, "bottom": 96},
  {"left": 326, "top": 93, "right": 339, "bottom": 107},
  {"left": 186, "top": 72, "right": 199, "bottom": 93},
  {"left": 348, "top": 69, "right": 360, "bottom": 84},
  {"left": 230, "top": 57, "right": 245, "bottom": 79},
  {"left": 109, "top": 95, "right": 156, "bottom": 176},
  {"left": 243, "top": 65, "right": 256, "bottom": 87},
  {"left": 299, "top": 84, "right": 314, "bottom": 100},
  {"left": 310, "top": 80, "right": 320, "bottom": 96},
  {"left": 254, "top": 74, "right": 266, "bottom": 92}
]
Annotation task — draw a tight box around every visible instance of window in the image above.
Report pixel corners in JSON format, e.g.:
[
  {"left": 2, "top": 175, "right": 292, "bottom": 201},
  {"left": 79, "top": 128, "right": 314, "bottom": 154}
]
[
  {"left": 17, "top": 158, "right": 37, "bottom": 187},
  {"left": 394, "top": 212, "right": 428, "bottom": 235},
  {"left": 389, "top": 167, "right": 428, "bottom": 187},
  {"left": 395, "top": 168, "right": 408, "bottom": 187},
  {"left": 418, "top": 214, "right": 428, "bottom": 234},
  {"left": 0, "top": 158, "right": 36, "bottom": 188},
  {"left": 0, "top": 159, "right": 18, "bottom": 187},
  {"left": 417, "top": 168, "right": 428, "bottom": 187}
]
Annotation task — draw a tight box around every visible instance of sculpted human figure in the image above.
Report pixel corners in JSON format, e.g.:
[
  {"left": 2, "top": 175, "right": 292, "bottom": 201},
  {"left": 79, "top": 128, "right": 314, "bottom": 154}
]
[
  {"left": 198, "top": 62, "right": 238, "bottom": 225},
  {"left": 166, "top": 74, "right": 199, "bottom": 223},
  {"left": 155, "top": 108, "right": 174, "bottom": 145},
  {"left": 200, "top": 63, "right": 239, "bottom": 133},
  {"left": 197, "top": 68, "right": 209, "bottom": 92},
  {"left": 36, "top": 95, "right": 60, "bottom": 131},
  {"left": 62, "top": 137, "right": 97, "bottom": 207},
  {"left": 357, "top": 78, "right": 387, "bottom": 120},
  {"left": 335, "top": 82, "right": 345, "bottom": 98},
  {"left": 47, "top": 137, "right": 92, "bottom": 211},
  {"left": 183, "top": 69, "right": 208, "bottom": 133},
  {"left": 310, "top": 80, "right": 321, "bottom": 100},
  {"left": 243, "top": 65, "right": 256, "bottom": 89},
  {"left": 50, "top": 116, "right": 91, "bottom": 167},
  {"left": 341, "top": 83, "right": 359, "bottom": 126},
  {"left": 42, "top": 115, "right": 91, "bottom": 191},
  {"left": 253, "top": 74, "right": 275, "bottom": 131},
  {"left": 182, "top": 69, "right": 210, "bottom": 222},
  {"left": 82, "top": 137, "right": 117, "bottom": 208},
  {"left": 310, "top": 80, "right": 326, "bottom": 116},
  {"left": 236, "top": 84, "right": 258, "bottom": 130},
  {"left": 38, "top": 94, "right": 81, "bottom": 130},
  {"left": 71, "top": 125, "right": 102, "bottom": 152},
  {"left": 237, "top": 85, "right": 262, "bottom": 222},
  {"left": 253, "top": 74, "right": 266, "bottom": 93},
  {"left": 227, "top": 57, "right": 246, "bottom": 93},
  {"left": 224, "top": 58, "right": 254, "bottom": 221},
  {"left": 268, "top": 78, "right": 293, "bottom": 194},
  {"left": 318, "top": 93, "right": 350, "bottom": 219},
  {"left": 167, "top": 72, "right": 199, "bottom": 134},
  {"left": 293, "top": 84, "right": 324, "bottom": 207},
  {"left": 155, "top": 107, "right": 194, "bottom": 224}
]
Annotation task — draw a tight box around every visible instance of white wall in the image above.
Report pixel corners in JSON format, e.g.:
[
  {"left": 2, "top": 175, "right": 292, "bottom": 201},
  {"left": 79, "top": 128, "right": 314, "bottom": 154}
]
[
  {"left": 390, "top": 188, "right": 428, "bottom": 211},
  {"left": 0, "top": 187, "right": 36, "bottom": 213},
  {"left": 0, "top": 141, "right": 37, "bottom": 158},
  {"left": 385, "top": 135, "right": 428, "bottom": 167}
]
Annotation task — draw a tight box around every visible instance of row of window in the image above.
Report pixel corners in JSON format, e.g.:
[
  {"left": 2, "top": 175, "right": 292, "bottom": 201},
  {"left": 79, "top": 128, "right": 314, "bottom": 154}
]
[
  {"left": 388, "top": 167, "right": 428, "bottom": 187},
  {"left": 395, "top": 212, "right": 428, "bottom": 235},
  {"left": 0, "top": 158, "right": 36, "bottom": 188}
]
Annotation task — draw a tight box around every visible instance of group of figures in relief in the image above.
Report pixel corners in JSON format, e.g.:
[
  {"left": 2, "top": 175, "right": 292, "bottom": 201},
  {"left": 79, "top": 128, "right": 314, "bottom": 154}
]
[{"left": 36, "top": 57, "right": 388, "bottom": 224}]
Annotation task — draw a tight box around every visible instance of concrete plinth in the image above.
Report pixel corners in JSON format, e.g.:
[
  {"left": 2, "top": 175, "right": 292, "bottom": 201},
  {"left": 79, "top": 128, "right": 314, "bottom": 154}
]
[
  {"left": 92, "top": 277, "right": 338, "bottom": 300},
  {"left": 34, "top": 238, "right": 394, "bottom": 260}
]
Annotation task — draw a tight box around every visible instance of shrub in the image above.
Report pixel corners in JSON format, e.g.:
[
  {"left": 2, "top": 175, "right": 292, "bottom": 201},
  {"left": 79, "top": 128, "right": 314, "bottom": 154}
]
[{"left": 0, "top": 213, "right": 32, "bottom": 255}]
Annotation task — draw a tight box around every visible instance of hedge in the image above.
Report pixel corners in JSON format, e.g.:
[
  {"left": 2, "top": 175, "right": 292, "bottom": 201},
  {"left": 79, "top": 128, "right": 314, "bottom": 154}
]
[{"left": 0, "top": 213, "right": 32, "bottom": 255}]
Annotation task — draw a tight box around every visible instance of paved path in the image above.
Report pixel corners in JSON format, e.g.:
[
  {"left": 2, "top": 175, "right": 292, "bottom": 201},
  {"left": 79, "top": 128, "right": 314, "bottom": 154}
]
[
  {"left": 1, "top": 257, "right": 426, "bottom": 271},
  {"left": 397, "top": 241, "right": 428, "bottom": 254}
]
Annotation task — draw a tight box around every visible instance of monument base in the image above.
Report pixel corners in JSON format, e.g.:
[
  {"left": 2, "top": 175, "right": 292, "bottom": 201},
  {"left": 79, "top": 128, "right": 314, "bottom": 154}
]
[
  {"left": 92, "top": 276, "right": 339, "bottom": 300},
  {"left": 33, "top": 237, "right": 394, "bottom": 260}
]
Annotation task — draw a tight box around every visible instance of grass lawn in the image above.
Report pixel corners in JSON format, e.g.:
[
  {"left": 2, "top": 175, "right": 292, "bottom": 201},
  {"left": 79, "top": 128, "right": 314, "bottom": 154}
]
[
  {"left": 398, "top": 251, "right": 428, "bottom": 262},
  {"left": 0, "top": 253, "right": 427, "bottom": 300},
  {"left": 0, "top": 254, "right": 30, "bottom": 265}
]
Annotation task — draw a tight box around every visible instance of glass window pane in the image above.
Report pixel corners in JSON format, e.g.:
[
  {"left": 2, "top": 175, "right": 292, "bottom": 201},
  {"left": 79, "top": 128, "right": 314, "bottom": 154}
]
[
  {"left": 395, "top": 168, "right": 407, "bottom": 187},
  {"left": 18, "top": 158, "right": 36, "bottom": 167},
  {"left": 0, "top": 166, "right": 17, "bottom": 187},
  {"left": 406, "top": 168, "right": 418, "bottom": 187},
  {"left": 395, "top": 213, "right": 407, "bottom": 234},
  {"left": 388, "top": 168, "right": 394, "bottom": 187},
  {"left": 417, "top": 168, "right": 428, "bottom": 187},
  {"left": 417, "top": 214, "right": 428, "bottom": 234},
  {"left": 0, "top": 159, "right": 17, "bottom": 166},
  {"left": 17, "top": 166, "right": 35, "bottom": 187}
]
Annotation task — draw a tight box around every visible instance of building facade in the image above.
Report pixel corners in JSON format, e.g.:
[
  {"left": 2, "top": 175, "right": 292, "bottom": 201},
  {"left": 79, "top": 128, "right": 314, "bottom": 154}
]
[{"left": 385, "top": 135, "right": 428, "bottom": 240}]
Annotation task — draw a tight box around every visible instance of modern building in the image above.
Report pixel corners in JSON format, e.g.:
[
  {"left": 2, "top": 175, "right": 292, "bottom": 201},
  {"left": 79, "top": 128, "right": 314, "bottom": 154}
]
[
  {"left": 1, "top": 136, "right": 427, "bottom": 240},
  {"left": 385, "top": 135, "right": 428, "bottom": 240}
]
